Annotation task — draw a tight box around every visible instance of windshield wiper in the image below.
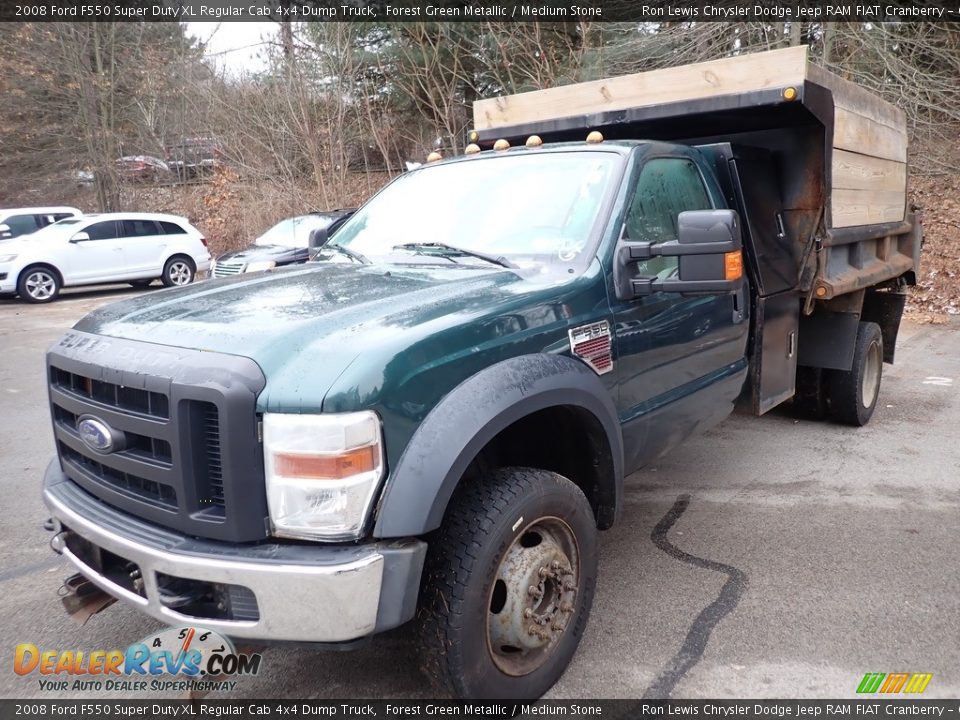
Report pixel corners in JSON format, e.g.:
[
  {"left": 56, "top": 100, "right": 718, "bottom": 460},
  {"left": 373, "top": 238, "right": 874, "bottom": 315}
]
[
  {"left": 321, "top": 243, "right": 370, "bottom": 264},
  {"left": 392, "top": 242, "right": 516, "bottom": 269}
]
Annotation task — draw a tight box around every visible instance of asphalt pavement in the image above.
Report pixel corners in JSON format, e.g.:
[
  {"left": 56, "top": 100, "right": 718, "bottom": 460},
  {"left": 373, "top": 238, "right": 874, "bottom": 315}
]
[{"left": 1, "top": 286, "right": 958, "bottom": 700}]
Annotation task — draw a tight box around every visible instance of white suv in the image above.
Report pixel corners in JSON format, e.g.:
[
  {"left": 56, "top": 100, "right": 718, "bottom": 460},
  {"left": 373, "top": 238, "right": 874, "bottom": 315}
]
[
  {"left": 0, "top": 212, "right": 211, "bottom": 303},
  {"left": 0, "top": 207, "right": 82, "bottom": 240}
]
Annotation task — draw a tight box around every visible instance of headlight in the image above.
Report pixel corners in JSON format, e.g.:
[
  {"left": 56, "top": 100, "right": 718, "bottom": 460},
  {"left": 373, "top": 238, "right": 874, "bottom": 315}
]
[
  {"left": 263, "top": 412, "right": 384, "bottom": 541},
  {"left": 245, "top": 260, "right": 277, "bottom": 273},
  {"left": 0, "top": 254, "right": 17, "bottom": 263}
]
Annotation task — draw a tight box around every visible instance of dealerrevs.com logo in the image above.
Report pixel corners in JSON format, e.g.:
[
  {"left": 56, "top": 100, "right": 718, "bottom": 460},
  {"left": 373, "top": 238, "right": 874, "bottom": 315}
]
[{"left": 15, "top": 626, "right": 262, "bottom": 693}]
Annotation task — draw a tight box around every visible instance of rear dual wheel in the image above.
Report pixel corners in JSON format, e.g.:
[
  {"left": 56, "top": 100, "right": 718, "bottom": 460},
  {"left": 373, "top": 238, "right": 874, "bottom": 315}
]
[
  {"left": 829, "top": 321, "right": 883, "bottom": 426},
  {"left": 793, "top": 321, "right": 883, "bottom": 427},
  {"left": 418, "top": 468, "right": 598, "bottom": 699}
]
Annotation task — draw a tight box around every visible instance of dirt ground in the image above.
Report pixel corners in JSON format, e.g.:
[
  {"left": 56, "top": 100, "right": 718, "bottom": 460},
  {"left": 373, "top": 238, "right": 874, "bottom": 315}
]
[{"left": 908, "top": 174, "right": 960, "bottom": 321}]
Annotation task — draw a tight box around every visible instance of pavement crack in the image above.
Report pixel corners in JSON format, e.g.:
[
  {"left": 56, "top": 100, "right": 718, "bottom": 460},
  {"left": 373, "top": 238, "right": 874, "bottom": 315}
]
[{"left": 641, "top": 493, "right": 748, "bottom": 699}]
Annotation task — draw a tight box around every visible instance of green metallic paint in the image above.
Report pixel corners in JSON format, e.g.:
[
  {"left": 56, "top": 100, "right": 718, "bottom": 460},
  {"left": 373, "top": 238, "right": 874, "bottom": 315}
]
[{"left": 73, "top": 259, "right": 615, "bottom": 469}]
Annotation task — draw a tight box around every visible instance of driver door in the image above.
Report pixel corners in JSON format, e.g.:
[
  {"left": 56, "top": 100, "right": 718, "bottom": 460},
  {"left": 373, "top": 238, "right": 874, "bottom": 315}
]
[
  {"left": 67, "top": 220, "right": 126, "bottom": 283},
  {"left": 611, "top": 152, "right": 748, "bottom": 471}
]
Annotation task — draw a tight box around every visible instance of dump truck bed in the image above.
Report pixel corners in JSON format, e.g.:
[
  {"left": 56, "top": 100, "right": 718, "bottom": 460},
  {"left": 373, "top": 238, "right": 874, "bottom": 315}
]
[{"left": 472, "top": 46, "right": 919, "bottom": 303}]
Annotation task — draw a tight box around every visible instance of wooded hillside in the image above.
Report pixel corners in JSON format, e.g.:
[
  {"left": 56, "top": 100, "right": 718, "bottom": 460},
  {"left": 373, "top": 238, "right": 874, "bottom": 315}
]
[{"left": 0, "top": 21, "right": 957, "bottom": 315}]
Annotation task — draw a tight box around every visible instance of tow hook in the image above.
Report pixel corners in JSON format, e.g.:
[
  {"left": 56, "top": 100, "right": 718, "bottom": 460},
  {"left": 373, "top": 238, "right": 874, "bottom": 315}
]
[{"left": 58, "top": 572, "right": 116, "bottom": 623}]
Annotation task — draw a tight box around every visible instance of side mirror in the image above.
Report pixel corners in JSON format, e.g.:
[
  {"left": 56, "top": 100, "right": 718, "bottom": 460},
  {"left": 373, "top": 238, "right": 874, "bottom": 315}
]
[
  {"left": 308, "top": 227, "right": 329, "bottom": 249},
  {"left": 614, "top": 209, "right": 744, "bottom": 300},
  {"left": 70, "top": 231, "right": 91, "bottom": 243},
  {"left": 0, "top": 223, "right": 10, "bottom": 239}
]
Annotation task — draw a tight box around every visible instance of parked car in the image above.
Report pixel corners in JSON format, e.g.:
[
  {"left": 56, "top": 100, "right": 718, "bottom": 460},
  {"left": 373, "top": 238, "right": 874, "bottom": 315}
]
[
  {"left": 0, "top": 212, "right": 211, "bottom": 303},
  {"left": 165, "top": 137, "right": 223, "bottom": 180},
  {"left": 0, "top": 207, "right": 82, "bottom": 240},
  {"left": 115, "top": 156, "right": 171, "bottom": 183},
  {"left": 211, "top": 209, "right": 355, "bottom": 278}
]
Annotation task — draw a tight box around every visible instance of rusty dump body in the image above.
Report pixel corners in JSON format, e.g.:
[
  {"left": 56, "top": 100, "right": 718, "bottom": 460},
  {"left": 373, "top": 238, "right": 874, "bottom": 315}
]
[{"left": 472, "top": 45, "right": 920, "bottom": 412}]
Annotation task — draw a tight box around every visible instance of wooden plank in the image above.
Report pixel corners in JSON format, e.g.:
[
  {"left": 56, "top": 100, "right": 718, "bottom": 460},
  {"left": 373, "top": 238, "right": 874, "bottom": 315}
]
[
  {"left": 473, "top": 46, "right": 809, "bottom": 131},
  {"left": 833, "top": 108, "right": 908, "bottom": 163},
  {"left": 807, "top": 63, "right": 906, "bottom": 132},
  {"left": 831, "top": 149, "right": 906, "bottom": 193},
  {"left": 831, "top": 188, "right": 905, "bottom": 228}
]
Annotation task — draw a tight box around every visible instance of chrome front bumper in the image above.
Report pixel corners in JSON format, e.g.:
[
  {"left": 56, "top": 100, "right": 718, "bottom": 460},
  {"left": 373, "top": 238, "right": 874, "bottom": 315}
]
[{"left": 44, "top": 462, "right": 425, "bottom": 643}]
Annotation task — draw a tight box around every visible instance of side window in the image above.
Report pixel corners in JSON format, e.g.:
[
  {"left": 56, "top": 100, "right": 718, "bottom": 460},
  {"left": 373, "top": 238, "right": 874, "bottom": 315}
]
[
  {"left": 159, "top": 221, "right": 186, "bottom": 235},
  {"left": 122, "top": 219, "right": 161, "bottom": 237},
  {"left": 52, "top": 213, "right": 74, "bottom": 222},
  {"left": 85, "top": 221, "right": 119, "bottom": 241},
  {"left": 625, "top": 157, "right": 713, "bottom": 278},
  {"left": 3, "top": 214, "right": 39, "bottom": 237}
]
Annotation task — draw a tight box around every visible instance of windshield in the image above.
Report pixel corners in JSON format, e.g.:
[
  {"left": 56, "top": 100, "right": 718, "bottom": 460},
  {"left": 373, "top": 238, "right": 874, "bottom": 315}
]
[
  {"left": 255, "top": 215, "right": 333, "bottom": 248},
  {"left": 329, "top": 151, "right": 621, "bottom": 271}
]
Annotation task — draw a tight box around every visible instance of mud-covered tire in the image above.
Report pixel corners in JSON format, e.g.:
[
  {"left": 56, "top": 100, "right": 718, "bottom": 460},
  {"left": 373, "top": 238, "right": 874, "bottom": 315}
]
[
  {"left": 417, "top": 467, "right": 598, "bottom": 699},
  {"left": 829, "top": 321, "right": 883, "bottom": 427},
  {"left": 792, "top": 365, "right": 829, "bottom": 420}
]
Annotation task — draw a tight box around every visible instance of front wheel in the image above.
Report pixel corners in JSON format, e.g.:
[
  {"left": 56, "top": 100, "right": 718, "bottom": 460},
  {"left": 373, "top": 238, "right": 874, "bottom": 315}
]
[
  {"left": 418, "top": 467, "right": 598, "bottom": 699},
  {"left": 161, "top": 256, "right": 195, "bottom": 287},
  {"left": 18, "top": 265, "right": 61, "bottom": 303}
]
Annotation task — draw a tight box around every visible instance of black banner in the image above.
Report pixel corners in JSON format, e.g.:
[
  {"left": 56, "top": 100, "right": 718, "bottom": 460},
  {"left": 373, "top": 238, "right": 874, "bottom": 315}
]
[
  {"left": 3, "top": 700, "right": 960, "bottom": 720},
  {"left": 2, "top": 0, "right": 959, "bottom": 23}
]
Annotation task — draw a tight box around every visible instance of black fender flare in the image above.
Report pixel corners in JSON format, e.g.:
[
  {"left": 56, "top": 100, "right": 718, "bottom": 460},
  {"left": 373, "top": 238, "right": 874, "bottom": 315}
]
[{"left": 372, "top": 354, "right": 624, "bottom": 538}]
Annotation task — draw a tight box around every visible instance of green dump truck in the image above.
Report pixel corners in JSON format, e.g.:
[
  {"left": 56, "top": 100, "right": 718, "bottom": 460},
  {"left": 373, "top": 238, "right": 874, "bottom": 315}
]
[{"left": 44, "top": 46, "right": 920, "bottom": 698}]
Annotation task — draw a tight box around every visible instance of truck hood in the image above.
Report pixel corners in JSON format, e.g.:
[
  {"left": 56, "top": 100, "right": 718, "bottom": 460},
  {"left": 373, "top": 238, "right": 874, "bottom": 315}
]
[
  {"left": 74, "top": 261, "right": 530, "bottom": 409},
  {"left": 216, "top": 244, "right": 304, "bottom": 263}
]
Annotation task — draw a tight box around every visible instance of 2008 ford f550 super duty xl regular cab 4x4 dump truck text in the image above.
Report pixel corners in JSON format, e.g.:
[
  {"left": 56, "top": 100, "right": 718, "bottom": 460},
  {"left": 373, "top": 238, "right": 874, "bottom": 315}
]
[{"left": 42, "top": 46, "right": 920, "bottom": 699}]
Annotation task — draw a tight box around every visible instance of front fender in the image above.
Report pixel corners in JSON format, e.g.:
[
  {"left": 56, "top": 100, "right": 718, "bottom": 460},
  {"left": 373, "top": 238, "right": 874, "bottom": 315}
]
[{"left": 372, "top": 354, "right": 624, "bottom": 538}]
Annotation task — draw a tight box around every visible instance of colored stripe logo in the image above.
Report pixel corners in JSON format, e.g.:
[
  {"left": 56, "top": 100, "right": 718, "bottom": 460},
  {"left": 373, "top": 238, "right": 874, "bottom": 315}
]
[{"left": 857, "top": 672, "right": 932, "bottom": 694}]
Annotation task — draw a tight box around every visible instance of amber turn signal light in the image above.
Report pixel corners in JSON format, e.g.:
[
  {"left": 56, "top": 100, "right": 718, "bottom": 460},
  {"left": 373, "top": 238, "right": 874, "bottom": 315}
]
[
  {"left": 274, "top": 445, "right": 378, "bottom": 480},
  {"left": 724, "top": 250, "right": 743, "bottom": 281}
]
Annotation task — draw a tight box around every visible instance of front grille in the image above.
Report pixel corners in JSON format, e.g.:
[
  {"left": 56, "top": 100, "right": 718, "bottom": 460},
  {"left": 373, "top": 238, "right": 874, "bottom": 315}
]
[
  {"left": 202, "top": 404, "right": 225, "bottom": 507},
  {"left": 60, "top": 442, "right": 178, "bottom": 509},
  {"left": 51, "top": 367, "right": 169, "bottom": 419},
  {"left": 47, "top": 330, "right": 268, "bottom": 542},
  {"left": 213, "top": 261, "right": 244, "bottom": 277}
]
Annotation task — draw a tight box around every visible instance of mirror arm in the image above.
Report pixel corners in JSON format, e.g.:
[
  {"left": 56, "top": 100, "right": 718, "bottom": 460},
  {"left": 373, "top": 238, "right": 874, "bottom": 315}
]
[{"left": 632, "top": 277, "right": 741, "bottom": 295}]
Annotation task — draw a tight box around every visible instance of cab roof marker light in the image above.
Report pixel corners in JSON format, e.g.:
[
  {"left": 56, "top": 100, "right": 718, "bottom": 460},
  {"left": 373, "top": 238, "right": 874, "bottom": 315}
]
[{"left": 493, "top": 139, "right": 510, "bottom": 151}]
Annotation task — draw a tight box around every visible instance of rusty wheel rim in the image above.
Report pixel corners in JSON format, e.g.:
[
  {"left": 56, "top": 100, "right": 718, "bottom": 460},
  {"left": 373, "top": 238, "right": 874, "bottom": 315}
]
[{"left": 486, "top": 516, "right": 580, "bottom": 677}]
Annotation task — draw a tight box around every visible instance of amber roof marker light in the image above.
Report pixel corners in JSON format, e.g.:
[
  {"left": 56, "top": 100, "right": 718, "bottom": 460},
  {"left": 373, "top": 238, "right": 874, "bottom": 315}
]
[{"left": 783, "top": 87, "right": 798, "bottom": 101}]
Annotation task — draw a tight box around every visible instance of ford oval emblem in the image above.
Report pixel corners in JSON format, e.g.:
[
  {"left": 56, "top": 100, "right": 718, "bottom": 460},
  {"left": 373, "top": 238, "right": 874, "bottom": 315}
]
[{"left": 77, "top": 415, "right": 117, "bottom": 454}]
